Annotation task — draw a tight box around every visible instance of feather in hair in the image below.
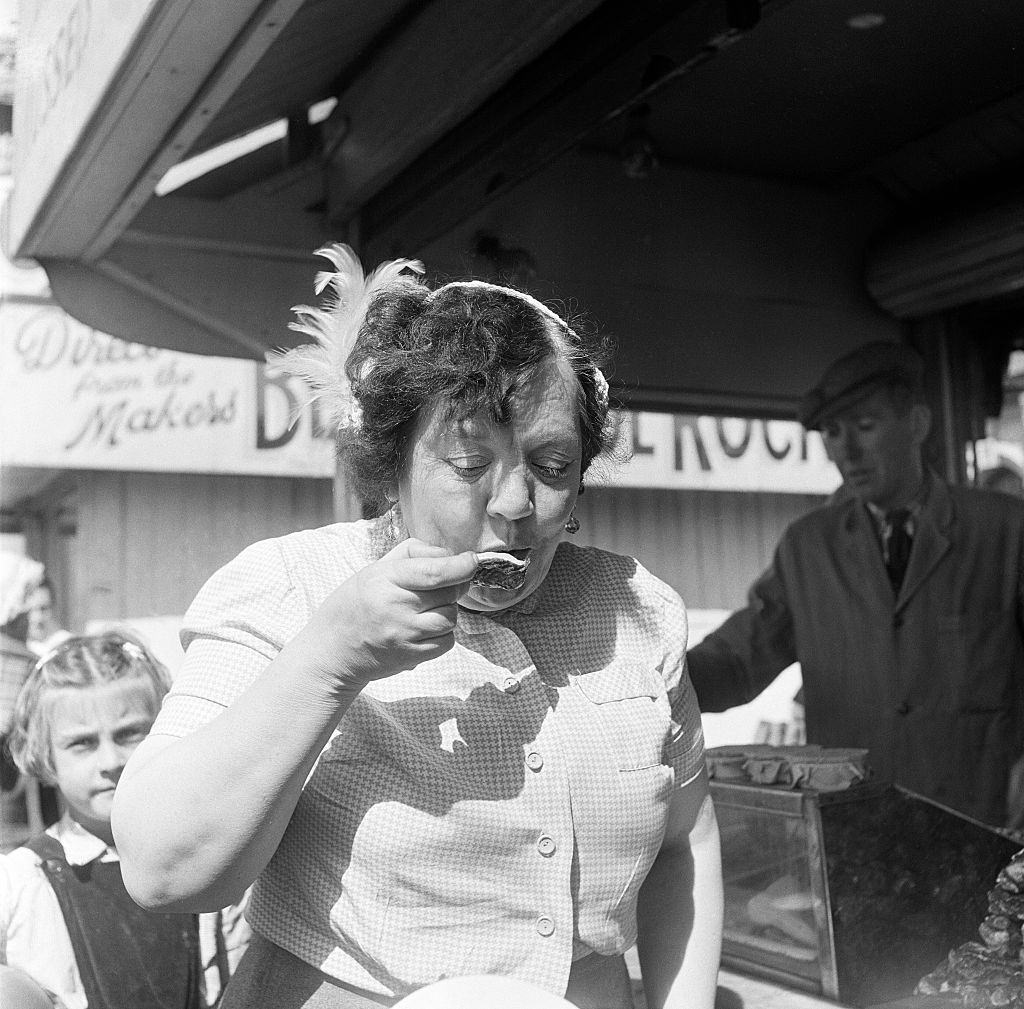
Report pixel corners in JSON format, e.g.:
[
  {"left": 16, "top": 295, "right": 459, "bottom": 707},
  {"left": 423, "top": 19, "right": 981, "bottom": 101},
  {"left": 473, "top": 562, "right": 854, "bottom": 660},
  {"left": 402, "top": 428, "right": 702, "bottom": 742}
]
[{"left": 267, "top": 243, "right": 424, "bottom": 432}]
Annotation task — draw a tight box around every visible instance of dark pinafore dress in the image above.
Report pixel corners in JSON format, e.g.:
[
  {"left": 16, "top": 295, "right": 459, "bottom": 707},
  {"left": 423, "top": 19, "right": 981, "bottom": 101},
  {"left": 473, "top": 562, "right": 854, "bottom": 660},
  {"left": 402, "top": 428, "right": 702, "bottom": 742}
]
[{"left": 24, "top": 833, "right": 202, "bottom": 1009}]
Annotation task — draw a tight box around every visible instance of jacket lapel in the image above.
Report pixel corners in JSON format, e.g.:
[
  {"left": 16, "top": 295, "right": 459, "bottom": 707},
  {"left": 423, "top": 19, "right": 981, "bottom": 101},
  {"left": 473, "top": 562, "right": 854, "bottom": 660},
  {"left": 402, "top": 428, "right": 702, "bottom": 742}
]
[
  {"left": 841, "top": 501, "right": 891, "bottom": 603},
  {"left": 896, "top": 478, "right": 953, "bottom": 610}
]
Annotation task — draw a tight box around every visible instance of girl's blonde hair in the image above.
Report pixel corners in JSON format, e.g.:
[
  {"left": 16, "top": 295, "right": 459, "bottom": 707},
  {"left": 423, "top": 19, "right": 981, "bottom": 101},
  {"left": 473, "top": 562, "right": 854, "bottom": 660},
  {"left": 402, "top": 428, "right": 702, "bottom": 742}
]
[{"left": 8, "top": 629, "right": 171, "bottom": 784}]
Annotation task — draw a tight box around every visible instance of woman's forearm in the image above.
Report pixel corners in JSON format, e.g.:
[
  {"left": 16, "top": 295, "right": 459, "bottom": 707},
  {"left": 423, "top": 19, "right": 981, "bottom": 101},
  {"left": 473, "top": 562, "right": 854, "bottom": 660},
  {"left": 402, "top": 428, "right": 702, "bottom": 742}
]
[
  {"left": 114, "top": 541, "right": 476, "bottom": 913},
  {"left": 636, "top": 793, "right": 723, "bottom": 1009},
  {"left": 113, "top": 628, "right": 363, "bottom": 912}
]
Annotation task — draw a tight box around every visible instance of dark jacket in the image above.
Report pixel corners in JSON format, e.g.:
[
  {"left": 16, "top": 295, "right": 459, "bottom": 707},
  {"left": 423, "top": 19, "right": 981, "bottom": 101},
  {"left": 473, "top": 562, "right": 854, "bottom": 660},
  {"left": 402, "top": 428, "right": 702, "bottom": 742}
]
[{"left": 688, "top": 477, "right": 1024, "bottom": 825}]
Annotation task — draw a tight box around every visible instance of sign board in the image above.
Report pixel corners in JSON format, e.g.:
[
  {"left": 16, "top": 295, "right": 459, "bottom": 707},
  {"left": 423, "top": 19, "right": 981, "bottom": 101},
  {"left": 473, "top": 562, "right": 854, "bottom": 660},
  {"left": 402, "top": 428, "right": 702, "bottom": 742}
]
[
  {"left": 1, "top": 301, "right": 336, "bottom": 477},
  {"left": 0, "top": 302, "right": 840, "bottom": 493},
  {"left": 606, "top": 412, "right": 840, "bottom": 494},
  {"left": 8, "top": 0, "right": 160, "bottom": 252}
]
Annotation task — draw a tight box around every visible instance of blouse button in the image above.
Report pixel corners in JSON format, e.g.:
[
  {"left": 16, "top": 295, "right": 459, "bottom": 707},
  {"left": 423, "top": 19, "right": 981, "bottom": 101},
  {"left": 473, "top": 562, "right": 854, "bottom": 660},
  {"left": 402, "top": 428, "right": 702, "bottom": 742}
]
[
  {"left": 503, "top": 676, "right": 521, "bottom": 694},
  {"left": 526, "top": 751, "right": 544, "bottom": 771},
  {"left": 536, "top": 915, "right": 555, "bottom": 937},
  {"left": 537, "top": 835, "right": 556, "bottom": 857}
]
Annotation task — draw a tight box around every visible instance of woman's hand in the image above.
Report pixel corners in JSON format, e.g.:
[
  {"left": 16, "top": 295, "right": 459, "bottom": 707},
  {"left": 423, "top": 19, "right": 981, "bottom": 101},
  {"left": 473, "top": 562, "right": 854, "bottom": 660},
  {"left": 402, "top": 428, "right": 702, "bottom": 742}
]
[{"left": 303, "top": 539, "right": 478, "bottom": 688}]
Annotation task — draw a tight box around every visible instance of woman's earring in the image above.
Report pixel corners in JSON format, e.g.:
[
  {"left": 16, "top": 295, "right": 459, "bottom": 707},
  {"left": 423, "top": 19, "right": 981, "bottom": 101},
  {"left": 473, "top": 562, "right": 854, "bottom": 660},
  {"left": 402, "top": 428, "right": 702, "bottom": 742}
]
[
  {"left": 564, "top": 511, "right": 580, "bottom": 535},
  {"left": 387, "top": 500, "right": 404, "bottom": 544}
]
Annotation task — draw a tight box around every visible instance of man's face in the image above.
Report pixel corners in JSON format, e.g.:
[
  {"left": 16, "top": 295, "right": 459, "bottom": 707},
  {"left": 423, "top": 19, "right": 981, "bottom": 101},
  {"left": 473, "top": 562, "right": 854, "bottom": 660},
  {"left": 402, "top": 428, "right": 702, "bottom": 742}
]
[{"left": 819, "top": 388, "right": 928, "bottom": 510}]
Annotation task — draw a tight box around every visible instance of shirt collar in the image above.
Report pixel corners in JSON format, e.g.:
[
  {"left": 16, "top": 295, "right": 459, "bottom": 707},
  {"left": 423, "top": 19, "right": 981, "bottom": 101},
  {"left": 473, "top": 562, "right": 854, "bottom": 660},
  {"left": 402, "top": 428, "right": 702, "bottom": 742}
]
[
  {"left": 51, "top": 813, "right": 118, "bottom": 865},
  {"left": 865, "top": 474, "right": 929, "bottom": 532}
]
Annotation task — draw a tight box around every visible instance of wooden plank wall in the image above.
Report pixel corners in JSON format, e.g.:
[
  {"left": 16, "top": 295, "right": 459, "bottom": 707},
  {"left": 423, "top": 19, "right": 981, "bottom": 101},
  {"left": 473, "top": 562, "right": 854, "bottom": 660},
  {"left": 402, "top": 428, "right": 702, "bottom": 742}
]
[
  {"left": 63, "top": 472, "right": 822, "bottom": 628},
  {"left": 75, "top": 471, "right": 334, "bottom": 625},
  {"left": 575, "top": 485, "right": 825, "bottom": 610},
  {"left": 14, "top": 475, "right": 80, "bottom": 637}
]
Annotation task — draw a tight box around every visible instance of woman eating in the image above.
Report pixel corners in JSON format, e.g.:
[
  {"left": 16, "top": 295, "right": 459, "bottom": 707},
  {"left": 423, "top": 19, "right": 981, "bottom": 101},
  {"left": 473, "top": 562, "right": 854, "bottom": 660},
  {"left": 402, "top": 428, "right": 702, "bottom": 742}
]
[{"left": 112, "top": 246, "right": 722, "bottom": 1009}]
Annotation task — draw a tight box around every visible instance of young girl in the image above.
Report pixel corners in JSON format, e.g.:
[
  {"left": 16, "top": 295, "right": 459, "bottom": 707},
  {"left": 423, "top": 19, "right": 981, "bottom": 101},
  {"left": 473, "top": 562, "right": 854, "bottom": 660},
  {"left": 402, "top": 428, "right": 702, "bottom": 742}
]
[{"left": 0, "top": 631, "right": 248, "bottom": 1009}]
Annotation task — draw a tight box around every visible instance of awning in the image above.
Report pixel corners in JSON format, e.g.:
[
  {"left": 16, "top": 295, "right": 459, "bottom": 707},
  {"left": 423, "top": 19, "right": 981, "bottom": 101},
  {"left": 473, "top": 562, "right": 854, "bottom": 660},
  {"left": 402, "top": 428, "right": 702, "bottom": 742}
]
[{"left": 10, "top": 0, "right": 1024, "bottom": 416}]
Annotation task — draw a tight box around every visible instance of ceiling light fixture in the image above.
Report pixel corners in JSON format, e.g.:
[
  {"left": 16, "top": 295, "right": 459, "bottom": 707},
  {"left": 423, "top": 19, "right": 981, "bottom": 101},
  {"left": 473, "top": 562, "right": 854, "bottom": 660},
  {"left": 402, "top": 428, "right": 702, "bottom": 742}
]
[{"left": 846, "top": 12, "right": 886, "bottom": 30}]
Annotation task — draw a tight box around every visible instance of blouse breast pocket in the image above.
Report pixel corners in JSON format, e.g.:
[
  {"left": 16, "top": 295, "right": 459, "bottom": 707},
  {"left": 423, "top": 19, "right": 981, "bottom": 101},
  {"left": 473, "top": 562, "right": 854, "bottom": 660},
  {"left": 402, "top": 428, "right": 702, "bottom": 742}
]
[{"left": 573, "top": 665, "right": 668, "bottom": 771}]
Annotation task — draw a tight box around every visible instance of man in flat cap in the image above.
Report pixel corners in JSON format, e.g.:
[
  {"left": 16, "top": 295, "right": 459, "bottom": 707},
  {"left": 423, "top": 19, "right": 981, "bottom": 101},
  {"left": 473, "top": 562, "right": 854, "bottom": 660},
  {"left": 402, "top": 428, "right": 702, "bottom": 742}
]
[{"left": 688, "top": 340, "right": 1024, "bottom": 826}]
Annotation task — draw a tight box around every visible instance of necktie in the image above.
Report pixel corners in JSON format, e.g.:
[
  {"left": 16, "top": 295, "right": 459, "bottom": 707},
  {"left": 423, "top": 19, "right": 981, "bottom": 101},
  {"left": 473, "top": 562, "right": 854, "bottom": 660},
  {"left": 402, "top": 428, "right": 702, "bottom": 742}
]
[{"left": 885, "top": 508, "right": 912, "bottom": 591}]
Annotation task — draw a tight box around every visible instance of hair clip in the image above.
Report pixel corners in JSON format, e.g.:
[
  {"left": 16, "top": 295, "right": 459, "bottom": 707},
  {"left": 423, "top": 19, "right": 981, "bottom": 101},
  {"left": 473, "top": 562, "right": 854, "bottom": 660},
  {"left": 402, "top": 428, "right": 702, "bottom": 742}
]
[
  {"left": 429, "top": 280, "right": 575, "bottom": 333},
  {"left": 120, "top": 641, "right": 146, "bottom": 662},
  {"left": 32, "top": 645, "right": 66, "bottom": 673}
]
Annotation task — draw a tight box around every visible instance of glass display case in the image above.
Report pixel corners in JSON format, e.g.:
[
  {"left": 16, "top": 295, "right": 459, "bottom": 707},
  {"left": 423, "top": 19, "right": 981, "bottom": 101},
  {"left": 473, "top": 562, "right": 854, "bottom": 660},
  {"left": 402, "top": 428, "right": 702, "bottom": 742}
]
[{"left": 712, "top": 780, "right": 1020, "bottom": 1007}]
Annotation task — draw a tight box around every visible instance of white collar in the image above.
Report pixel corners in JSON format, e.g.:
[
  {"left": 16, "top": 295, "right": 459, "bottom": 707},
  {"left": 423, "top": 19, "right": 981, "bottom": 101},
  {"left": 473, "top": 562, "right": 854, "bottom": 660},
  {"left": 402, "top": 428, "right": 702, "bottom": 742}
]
[
  {"left": 28, "top": 629, "right": 72, "bottom": 657},
  {"left": 48, "top": 813, "right": 118, "bottom": 866}
]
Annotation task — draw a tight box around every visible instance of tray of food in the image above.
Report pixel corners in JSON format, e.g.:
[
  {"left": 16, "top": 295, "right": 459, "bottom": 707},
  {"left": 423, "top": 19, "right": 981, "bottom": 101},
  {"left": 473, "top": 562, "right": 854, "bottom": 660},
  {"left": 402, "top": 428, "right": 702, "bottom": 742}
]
[{"left": 706, "top": 744, "right": 870, "bottom": 791}]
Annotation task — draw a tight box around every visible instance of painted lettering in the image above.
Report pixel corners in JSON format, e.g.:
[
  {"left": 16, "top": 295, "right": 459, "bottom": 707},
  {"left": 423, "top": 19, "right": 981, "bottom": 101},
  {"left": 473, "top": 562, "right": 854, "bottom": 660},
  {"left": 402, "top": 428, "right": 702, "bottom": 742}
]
[
  {"left": 64, "top": 390, "right": 238, "bottom": 450},
  {"left": 69, "top": 330, "right": 158, "bottom": 368},
  {"left": 673, "top": 415, "right": 712, "bottom": 471},
  {"left": 15, "top": 310, "right": 69, "bottom": 370},
  {"left": 154, "top": 360, "right": 195, "bottom": 387},
  {"left": 13, "top": 311, "right": 161, "bottom": 372},
  {"left": 66, "top": 399, "right": 128, "bottom": 449},
  {"left": 761, "top": 420, "right": 792, "bottom": 461},
  {"left": 257, "top": 369, "right": 299, "bottom": 449},
  {"left": 630, "top": 413, "right": 655, "bottom": 456},
  {"left": 211, "top": 391, "right": 237, "bottom": 425},
  {"left": 71, "top": 371, "right": 142, "bottom": 400},
  {"left": 716, "top": 418, "right": 752, "bottom": 459},
  {"left": 19, "top": 0, "right": 93, "bottom": 156}
]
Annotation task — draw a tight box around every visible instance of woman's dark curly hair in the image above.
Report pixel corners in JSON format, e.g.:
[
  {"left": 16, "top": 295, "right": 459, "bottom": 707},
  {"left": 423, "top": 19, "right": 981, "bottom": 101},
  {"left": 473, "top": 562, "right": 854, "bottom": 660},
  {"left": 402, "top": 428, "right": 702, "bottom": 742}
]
[{"left": 342, "top": 277, "right": 615, "bottom": 508}]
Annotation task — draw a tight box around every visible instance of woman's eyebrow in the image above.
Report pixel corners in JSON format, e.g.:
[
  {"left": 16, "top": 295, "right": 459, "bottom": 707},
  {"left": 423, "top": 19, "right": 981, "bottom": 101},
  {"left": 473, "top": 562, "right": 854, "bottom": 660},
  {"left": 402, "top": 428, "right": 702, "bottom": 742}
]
[{"left": 526, "top": 421, "right": 582, "bottom": 447}]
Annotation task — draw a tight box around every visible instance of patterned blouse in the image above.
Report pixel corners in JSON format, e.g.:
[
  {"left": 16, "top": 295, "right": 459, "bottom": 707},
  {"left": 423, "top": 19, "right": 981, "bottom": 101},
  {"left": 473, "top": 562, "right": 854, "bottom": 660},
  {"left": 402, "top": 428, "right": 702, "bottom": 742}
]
[{"left": 151, "top": 518, "right": 705, "bottom": 999}]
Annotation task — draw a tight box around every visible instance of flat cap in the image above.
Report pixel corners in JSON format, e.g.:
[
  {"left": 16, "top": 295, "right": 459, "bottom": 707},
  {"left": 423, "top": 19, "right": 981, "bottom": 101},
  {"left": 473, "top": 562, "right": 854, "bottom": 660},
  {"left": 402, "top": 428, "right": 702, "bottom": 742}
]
[{"left": 798, "top": 340, "right": 924, "bottom": 430}]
